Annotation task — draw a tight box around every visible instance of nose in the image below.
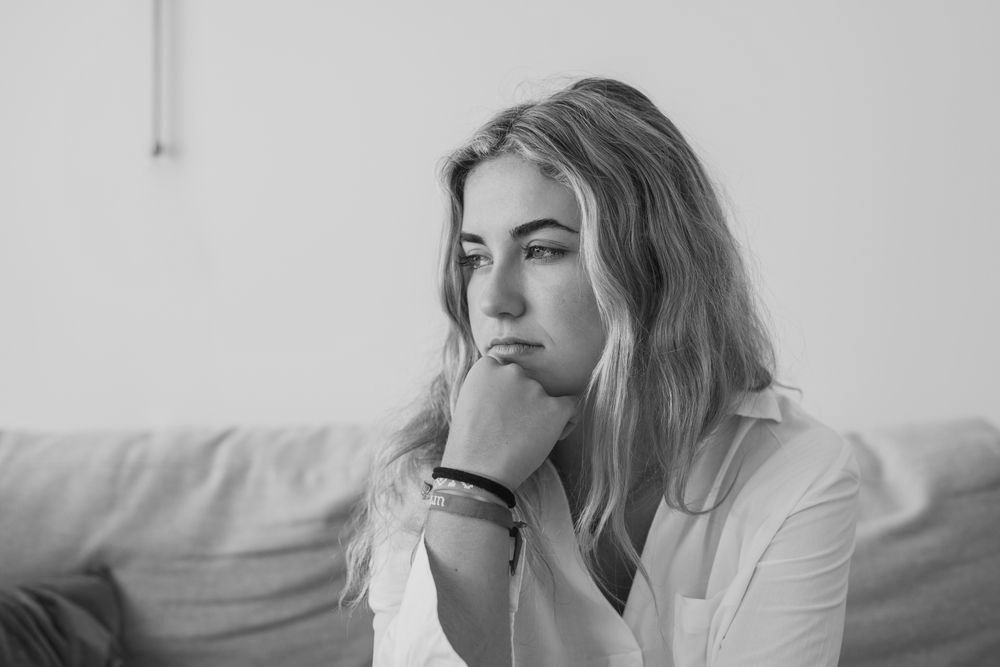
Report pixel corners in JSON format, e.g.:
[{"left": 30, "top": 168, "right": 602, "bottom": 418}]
[{"left": 476, "top": 260, "right": 526, "bottom": 319}]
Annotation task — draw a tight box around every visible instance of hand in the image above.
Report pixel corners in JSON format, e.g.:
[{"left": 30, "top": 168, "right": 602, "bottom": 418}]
[{"left": 441, "top": 356, "right": 578, "bottom": 490}]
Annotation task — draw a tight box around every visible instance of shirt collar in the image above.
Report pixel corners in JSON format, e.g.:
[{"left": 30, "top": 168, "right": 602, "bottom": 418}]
[{"left": 733, "top": 386, "right": 783, "bottom": 423}]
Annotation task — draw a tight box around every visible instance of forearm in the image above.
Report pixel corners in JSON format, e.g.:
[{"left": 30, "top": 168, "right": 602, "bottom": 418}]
[
  {"left": 420, "top": 356, "right": 573, "bottom": 665},
  {"left": 424, "top": 509, "right": 512, "bottom": 667}
]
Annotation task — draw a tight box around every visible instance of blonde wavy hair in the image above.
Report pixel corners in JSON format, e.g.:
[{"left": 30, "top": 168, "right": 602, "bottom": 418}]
[{"left": 341, "top": 77, "right": 774, "bottom": 611}]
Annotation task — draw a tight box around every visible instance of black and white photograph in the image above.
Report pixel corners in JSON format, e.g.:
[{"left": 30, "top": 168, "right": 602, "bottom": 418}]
[{"left": 1, "top": 2, "right": 998, "bottom": 666}]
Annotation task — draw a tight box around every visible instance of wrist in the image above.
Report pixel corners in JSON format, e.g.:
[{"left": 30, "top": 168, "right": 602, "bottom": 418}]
[
  {"left": 432, "top": 465, "right": 518, "bottom": 508},
  {"left": 440, "top": 454, "right": 517, "bottom": 490}
]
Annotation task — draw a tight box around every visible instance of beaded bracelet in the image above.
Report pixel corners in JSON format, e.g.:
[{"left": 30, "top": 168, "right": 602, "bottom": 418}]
[
  {"left": 425, "top": 491, "right": 526, "bottom": 574},
  {"left": 432, "top": 466, "right": 516, "bottom": 508}
]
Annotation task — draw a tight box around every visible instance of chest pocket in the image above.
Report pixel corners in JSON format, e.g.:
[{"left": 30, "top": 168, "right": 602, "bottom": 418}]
[{"left": 672, "top": 590, "right": 725, "bottom": 667}]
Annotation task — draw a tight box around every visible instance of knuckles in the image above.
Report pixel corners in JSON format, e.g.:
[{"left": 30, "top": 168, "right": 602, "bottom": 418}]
[{"left": 466, "top": 356, "right": 573, "bottom": 411}]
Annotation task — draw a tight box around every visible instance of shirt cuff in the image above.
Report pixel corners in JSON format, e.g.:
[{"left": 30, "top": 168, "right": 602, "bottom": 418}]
[
  {"left": 377, "top": 531, "right": 525, "bottom": 666},
  {"left": 376, "top": 533, "right": 467, "bottom": 666}
]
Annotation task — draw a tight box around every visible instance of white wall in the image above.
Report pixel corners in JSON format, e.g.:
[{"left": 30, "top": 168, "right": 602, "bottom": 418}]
[{"left": 2, "top": 1, "right": 998, "bottom": 431}]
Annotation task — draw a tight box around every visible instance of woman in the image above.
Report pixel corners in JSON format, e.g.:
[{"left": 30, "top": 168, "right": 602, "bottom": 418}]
[{"left": 342, "top": 77, "right": 859, "bottom": 666}]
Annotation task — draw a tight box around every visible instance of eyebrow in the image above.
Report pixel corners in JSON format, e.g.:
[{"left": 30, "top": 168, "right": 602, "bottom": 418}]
[{"left": 459, "top": 218, "right": 578, "bottom": 245}]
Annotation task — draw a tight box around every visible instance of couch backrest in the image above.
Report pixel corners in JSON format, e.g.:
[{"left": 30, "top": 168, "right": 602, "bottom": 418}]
[
  {"left": 0, "top": 424, "right": 377, "bottom": 667},
  {"left": 3, "top": 417, "right": 999, "bottom": 666},
  {"left": 842, "top": 417, "right": 1000, "bottom": 666}
]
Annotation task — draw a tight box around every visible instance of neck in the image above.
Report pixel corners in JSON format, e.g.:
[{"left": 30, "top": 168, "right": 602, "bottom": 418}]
[
  {"left": 548, "top": 425, "right": 664, "bottom": 559},
  {"left": 548, "top": 427, "right": 588, "bottom": 508},
  {"left": 548, "top": 424, "right": 661, "bottom": 513}
]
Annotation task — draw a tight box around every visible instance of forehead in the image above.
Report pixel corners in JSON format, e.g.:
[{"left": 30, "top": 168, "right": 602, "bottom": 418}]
[{"left": 461, "top": 154, "right": 579, "bottom": 232}]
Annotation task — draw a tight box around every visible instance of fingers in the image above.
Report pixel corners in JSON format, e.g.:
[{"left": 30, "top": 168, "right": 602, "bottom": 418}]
[
  {"left": 483, "top": 350, "right": 506, "bottom": 365},
  {"left": 477, "top": 353, "right": 520, "bottom": 371},
  {"left": 477, "top": 354, "right": 502, "bottom": 368},
  {"left": 472, "top": 355, "right": 577, "bottom": 420}
]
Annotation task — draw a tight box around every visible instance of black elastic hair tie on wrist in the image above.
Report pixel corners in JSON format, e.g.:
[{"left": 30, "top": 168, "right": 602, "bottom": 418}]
[{"left": 432, "top": 467, "right": 517, "bottom": 508}]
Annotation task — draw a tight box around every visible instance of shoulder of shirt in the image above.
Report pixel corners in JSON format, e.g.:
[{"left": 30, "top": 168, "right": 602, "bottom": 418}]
[
  {"left": 367, "top": 461, "right": 433, "bottom": 611},
  {"left": 372, "top": 461, "right": 433, "bottom": 556},
  {"left": 731, "top": 386, "right": 860, "bottom": 497}
]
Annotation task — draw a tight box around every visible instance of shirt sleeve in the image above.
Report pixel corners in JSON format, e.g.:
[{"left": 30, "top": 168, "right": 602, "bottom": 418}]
[
  {"left": 712, "top": 438, "right": 861, "bottom": 666},
  {"left": 369, "top": 524, "right": 527, "bottom": 666},
  {"left": 369, "top": 527, "right": 467, "bottom": 666}
]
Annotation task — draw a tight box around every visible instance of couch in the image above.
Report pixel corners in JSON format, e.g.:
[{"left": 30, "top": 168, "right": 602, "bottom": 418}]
[{"left": 0, "top": 417, "right": 997, "bottom": 666}]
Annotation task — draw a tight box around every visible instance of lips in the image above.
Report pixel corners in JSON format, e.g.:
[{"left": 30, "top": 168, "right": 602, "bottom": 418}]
[
  {"left": 486, "top": 337, "right": 543, "bottom": 360},
  {"left": 488, "top": 337, "right": 542, "bottom": 350}
]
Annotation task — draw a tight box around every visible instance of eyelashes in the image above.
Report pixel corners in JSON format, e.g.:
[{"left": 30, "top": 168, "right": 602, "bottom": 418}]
[
  {"left": 524, "top": 246, "right": 566, "bottom": 261},
  {"left": 457, "top": 245, "right": 566, "bottom": 270},
  {"left": 456, "top": 253, "right": 489, "bottom": 270}
]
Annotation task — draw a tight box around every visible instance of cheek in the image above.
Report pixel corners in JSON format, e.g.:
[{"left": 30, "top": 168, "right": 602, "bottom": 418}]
[
  {"left": 554, "top": 288, "right": 605, "bottom": 358},
  {"left": 467, "top": 308, "right": 487, "bottom": 347},
  {"left": 464, "top": 282, "right": 484, "bottom": 335},
  {"left": 542, "top": 294, "right": 603, "bottom": 396}
]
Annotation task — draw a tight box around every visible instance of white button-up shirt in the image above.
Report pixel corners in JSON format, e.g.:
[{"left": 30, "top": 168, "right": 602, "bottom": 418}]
[{"left": 370, "top": 388, "right": 860, "bottom": 666}]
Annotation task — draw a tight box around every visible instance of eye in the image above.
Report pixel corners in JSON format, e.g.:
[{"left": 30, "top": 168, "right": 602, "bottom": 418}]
[
  {"left": 457, "top": 252, "right": 491, "bottom": 270},
  {"left": 524, "top": 245, "right": 566, "bottom": 261}
]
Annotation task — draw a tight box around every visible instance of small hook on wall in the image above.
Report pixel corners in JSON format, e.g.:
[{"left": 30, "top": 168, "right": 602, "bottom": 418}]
[{"left": 151, "top": 0, "right": 165, "bottom": 158}]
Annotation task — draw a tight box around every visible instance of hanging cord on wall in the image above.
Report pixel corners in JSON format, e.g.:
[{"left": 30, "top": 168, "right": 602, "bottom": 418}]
[{"left": 151, "top": 0, "right": 164, "bottom": 157}]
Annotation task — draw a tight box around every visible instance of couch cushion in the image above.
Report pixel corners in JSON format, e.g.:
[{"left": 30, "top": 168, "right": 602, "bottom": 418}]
[
  {"left": 0, "top": 570, "right": 125, "bottom": 667},
  {"left": 0, "top": 425, "right": 377, "bottom": 667},
  {"left": 842, "top": 417, "right": 1000, "bottom": 666}
]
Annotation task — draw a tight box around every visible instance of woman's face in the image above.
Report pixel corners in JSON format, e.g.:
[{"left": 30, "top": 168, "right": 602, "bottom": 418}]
[{"left": 459, "top": 154, "right": 605, "bottom": 397}]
